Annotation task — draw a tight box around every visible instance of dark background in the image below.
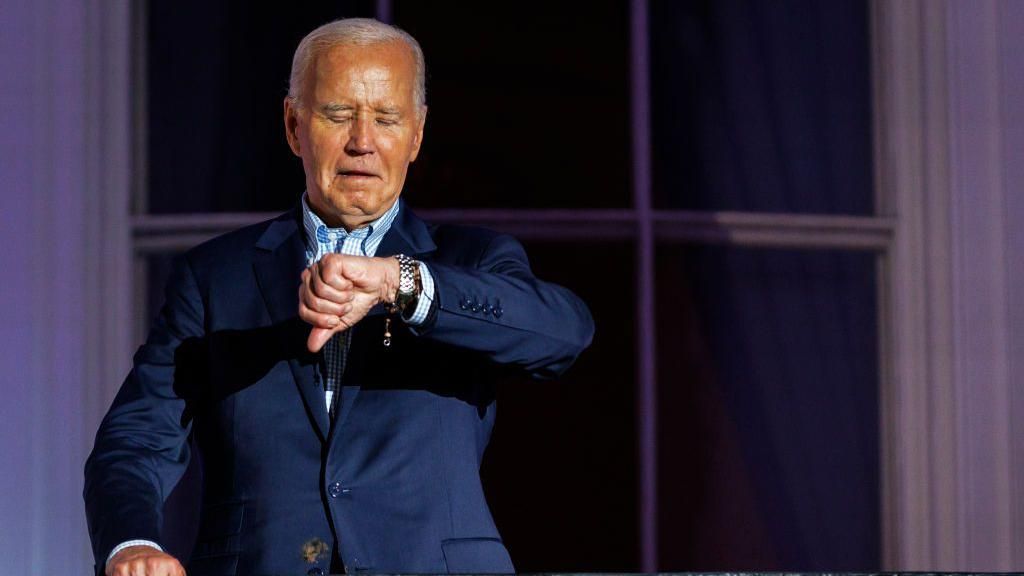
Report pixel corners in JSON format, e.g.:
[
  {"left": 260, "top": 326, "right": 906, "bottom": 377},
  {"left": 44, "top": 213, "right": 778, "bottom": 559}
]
[{"left": 149, "top": 0, "right": 878, "bottom": 571}]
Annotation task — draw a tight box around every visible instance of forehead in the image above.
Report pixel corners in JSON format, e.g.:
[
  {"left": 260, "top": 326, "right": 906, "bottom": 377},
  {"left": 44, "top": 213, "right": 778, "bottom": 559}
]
[{"left": 308, "top": 41, "right": 416, "bottom": 106}]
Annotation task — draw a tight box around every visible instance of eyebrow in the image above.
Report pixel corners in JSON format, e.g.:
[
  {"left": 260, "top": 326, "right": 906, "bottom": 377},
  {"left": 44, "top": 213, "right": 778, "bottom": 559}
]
[
  {"left": 320, "top": 103, "right": 402, "bottom": 116},
  {"left": 321, "top": 103, "right": 354, "bottom": 113}
]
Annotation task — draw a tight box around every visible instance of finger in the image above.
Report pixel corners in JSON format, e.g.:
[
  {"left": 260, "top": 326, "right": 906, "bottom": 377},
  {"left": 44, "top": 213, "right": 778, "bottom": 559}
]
[
  {"left": 145, "top": 557, "right": 168, "bottom": 576},
  {"left": 114, "top": 559, "right": 134, "bottom": 576},
  {"left": 129, "top": 559, "right": 147, "bottom": 576},
  {"left": 310, "top": 266, "right": 355, "bottom": 303},
  {"left": 301, "top": 281, "right": 351, "bottom": 317},
  {"left": 320, "top": 264, "right": 354, "bottom": 291},
  {"left": 116, "top": 560, "right": 136, "bottom": 576},
  {"left": 316, "top": 256, "right": 354, "bottom": 290},
  {"left": 152, "top": 558, "right": 179, "bottom": 576},
  {"left": 298, "top": 292, "right": 344, "bottom": 329},
  {"left": 298, "top": 279, "right": 347, "bottom": 326},
  {"left": 156, "top": 558, "right": 184, "bottom": 576},
  {"left": 148, "top": 558, "right": 169, "bottom": 576},
  {"left": 337, "top": 259, "right": 370, "bottom": 284},
  {"left": 308, "top": 326, "right": 338, "bottom": 353}
]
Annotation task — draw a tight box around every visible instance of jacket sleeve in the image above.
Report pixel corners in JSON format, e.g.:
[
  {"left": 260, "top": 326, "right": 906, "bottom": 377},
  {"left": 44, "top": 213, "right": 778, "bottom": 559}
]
[
  {"left": 415, "top": 232, "right": 594, "bottom": 380},
  {"left": 83, "top": 254, "right": 203, "bottom": 569}
]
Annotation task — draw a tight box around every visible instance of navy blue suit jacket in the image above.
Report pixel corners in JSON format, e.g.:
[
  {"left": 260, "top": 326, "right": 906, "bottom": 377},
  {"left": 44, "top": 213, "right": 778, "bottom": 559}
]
[{"left": 84, "top": 199, "right": 594, "bottom": 575}]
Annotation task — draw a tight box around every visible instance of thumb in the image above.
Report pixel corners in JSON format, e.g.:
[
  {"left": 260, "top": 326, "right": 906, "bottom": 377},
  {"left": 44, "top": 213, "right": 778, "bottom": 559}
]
[{"left": 307, "top": 326, "right": 336, "bottom": 353}]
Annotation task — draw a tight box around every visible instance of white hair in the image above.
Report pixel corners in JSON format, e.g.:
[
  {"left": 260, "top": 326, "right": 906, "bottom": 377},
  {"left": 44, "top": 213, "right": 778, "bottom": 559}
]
[{"left": 287, "top": 18, "right": 426, "bottom": 113}]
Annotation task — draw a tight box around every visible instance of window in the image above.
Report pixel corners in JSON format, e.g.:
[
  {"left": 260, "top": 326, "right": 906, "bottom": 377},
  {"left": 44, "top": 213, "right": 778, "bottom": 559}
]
[{"left": 134, "top": 0, "right": 883, "bottom": 570}]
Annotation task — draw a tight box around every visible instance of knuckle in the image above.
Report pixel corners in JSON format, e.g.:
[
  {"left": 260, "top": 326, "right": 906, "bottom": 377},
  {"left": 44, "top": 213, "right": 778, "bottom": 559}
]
[
  {"left": 307, "top": 293, "right": 325, "bottom": 311},
  {"left": 311, "top": 273, "right": 326, "bottom": 292}
]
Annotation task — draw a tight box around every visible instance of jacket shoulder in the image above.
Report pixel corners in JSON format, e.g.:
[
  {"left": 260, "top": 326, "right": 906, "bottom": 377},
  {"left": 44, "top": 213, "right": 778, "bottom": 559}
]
[
  {"left": 174, "top": 211, "right": 296, "bottom": 291},
  {"left": 426, "top": 222, "right": 509, "bottom": 262},
  {"left": 181, "top": 211, "right": 293, "bottom": 272}
]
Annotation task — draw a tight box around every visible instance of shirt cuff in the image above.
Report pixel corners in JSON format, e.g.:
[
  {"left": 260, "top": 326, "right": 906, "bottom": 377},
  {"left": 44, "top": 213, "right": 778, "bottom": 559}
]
[
  {"left": 403, "top": 261, "right": 435, "bottom": 326},
  {"left": 107, "top": 540, "right": 163, "bottom": 567}
]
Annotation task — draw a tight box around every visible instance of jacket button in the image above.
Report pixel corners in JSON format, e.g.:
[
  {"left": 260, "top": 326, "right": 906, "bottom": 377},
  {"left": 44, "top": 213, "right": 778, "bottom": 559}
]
[
  {"left": 328, "top": 482, "right": 343, "bottom": 498},
  {"left": 307, "top": 568, "right": 325, "bottom": 576},
  {"left": 492, "top": 307, "right": 503, "bottom": 318},
  {"left": 459, "top": 298, "right": 469, "bottom": 310}
]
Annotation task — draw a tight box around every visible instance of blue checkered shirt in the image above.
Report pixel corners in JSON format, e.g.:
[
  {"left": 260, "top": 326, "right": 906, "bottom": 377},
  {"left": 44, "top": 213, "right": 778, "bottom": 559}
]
[{"left": 301, "top": 192, "right": 435, "bottom": 416}]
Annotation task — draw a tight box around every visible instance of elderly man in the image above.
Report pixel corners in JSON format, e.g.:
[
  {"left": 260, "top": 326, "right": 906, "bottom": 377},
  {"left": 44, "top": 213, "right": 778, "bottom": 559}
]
[{"left": 84, "top": 17, "right": 593, "bottom": 576}]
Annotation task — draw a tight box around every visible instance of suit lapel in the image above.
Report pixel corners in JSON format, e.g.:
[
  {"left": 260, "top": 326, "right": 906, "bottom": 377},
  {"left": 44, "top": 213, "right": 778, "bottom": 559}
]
[
  {"left": 253, "top": 207, "right": 331, "bottom": 442},
  {"left": 375, "top": 198, "right": 438, "bottom": 258},
  {"left": 328, "top": 199, "right": 438, "bottom": 439}
]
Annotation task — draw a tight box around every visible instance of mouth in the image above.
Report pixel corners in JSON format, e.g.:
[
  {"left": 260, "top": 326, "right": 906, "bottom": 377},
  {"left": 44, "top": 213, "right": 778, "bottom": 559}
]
[{"left": 337, "top": 169, "right": 378, "bottom": 179}]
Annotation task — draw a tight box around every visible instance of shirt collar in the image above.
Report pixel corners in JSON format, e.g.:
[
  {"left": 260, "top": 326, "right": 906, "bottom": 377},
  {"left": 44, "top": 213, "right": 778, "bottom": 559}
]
[{"left": 300, "top": 191, "right": 400, "bottom": 258}]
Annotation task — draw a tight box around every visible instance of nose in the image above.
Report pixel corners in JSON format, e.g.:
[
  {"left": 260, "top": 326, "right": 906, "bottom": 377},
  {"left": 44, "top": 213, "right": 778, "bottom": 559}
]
[{"left": 344, "top": 115, "right": 375, "bottom": 156}]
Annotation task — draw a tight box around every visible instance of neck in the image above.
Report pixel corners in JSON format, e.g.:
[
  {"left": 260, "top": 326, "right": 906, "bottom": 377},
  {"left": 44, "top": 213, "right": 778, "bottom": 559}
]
[{"left": 308, "top": 199, "right": 393, "bottom": 232}]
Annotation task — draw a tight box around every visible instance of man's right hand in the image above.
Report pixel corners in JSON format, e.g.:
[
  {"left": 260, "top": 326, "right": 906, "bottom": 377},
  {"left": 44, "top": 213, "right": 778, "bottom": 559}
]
[
  {"left": 298, "top": 253, "right": 401, "bottom": 353},
  {"left": 106, "top": 545, "right": 185, "bottom": 576}
]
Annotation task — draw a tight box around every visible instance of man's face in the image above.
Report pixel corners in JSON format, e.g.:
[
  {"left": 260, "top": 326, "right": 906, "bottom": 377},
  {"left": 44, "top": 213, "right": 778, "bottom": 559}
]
[{"left": 285, "top": 41, "right": 426, "bottom": 230}]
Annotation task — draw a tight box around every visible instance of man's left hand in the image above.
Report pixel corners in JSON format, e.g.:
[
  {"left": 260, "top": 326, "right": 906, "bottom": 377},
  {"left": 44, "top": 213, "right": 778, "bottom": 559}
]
[{"left": 299, "top": 254, "right": 401, "bottom": 353}]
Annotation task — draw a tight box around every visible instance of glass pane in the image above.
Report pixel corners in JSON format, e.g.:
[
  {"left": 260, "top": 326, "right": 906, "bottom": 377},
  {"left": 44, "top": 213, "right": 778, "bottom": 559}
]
[
  {"left": 480, "top": 240, "right": 638, "bottom": 571},
  {"left": 143, "top": 252, "right": 177, "bottom": 332},
  {"left": 655, "top": 245, "right": 879, "bottom": 569},
  {"left": 650, "top": 0, "right": 874, "bottom": 215},
  {"left": 146, "top": 1, "right": 376, "bottom": 214},
  {"left": 392, "top": 1, "right": 632, "bottom": 209}
]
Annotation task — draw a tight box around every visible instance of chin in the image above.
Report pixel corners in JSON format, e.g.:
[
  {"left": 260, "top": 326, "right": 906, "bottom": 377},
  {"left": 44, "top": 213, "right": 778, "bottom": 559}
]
[{"left": 319, "top": 193, "right": 364, "bottom": 214}]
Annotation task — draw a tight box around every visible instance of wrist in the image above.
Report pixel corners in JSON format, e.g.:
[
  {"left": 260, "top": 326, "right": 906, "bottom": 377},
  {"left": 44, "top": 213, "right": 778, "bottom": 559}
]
[
  {"left": 107, "top": 540, "right": 163, "bottom": 566},
  {"left": 389, "top": 254, "right": 423, "bottom": 315},
  {"left": 378, "top": 257, "right": 401, "bottom": 305}
]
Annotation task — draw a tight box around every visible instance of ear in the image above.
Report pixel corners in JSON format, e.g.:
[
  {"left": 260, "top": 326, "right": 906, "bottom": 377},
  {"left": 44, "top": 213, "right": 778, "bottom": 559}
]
[
  {"left": 284, "top": 97, "right": 302, "bottom": 157},
  {"left": 408, "top": 105, "right": 427, "bottom": 162}
]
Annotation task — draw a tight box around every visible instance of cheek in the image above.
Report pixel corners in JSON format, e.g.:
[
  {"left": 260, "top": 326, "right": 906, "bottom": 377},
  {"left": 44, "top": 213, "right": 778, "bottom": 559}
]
[
  {"left": 379, "top": 136, "right": 412, "bottom": 167},
  {"left": 307, "top": 132, "right": 346, "bottom": 172}
]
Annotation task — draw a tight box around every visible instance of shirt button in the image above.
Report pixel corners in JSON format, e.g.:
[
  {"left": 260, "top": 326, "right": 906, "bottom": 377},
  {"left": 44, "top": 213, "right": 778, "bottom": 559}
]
[
  {"left": 308, "top": 568, "right": 326, "bottom": 576},
  {"left": 328, "top": 482, "right": 343, "bottom": 498}
]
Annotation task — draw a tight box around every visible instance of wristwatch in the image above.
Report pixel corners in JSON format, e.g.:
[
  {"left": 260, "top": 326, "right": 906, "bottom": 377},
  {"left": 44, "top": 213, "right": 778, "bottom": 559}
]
[{"left": 391, "top": 253, "right": 422, "bottom": 318}]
